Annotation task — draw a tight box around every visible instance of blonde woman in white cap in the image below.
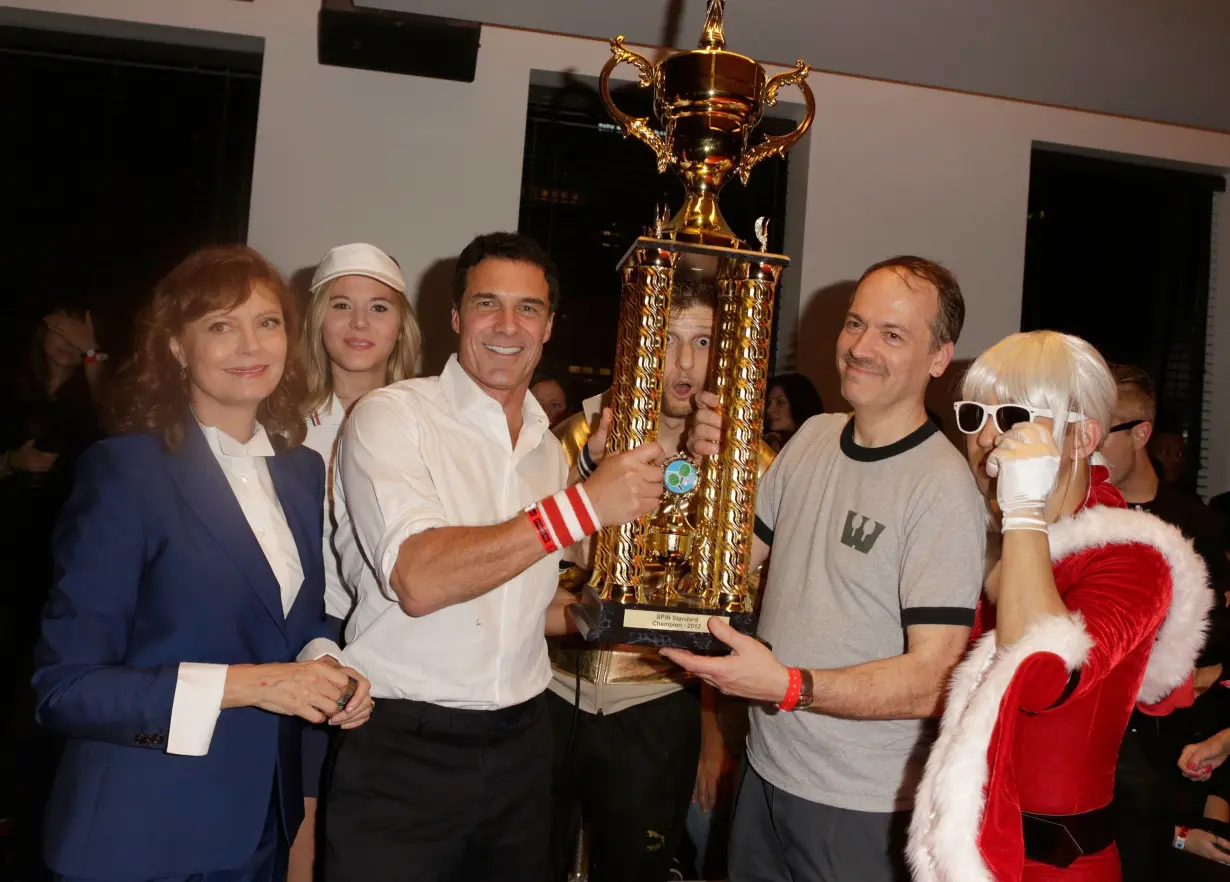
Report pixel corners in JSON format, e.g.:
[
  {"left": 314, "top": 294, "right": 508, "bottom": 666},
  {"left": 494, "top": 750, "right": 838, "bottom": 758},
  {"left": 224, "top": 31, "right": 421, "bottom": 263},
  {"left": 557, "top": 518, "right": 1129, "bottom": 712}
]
[{"left": 290, "top": 242, "right": 421, "bottom": 882}]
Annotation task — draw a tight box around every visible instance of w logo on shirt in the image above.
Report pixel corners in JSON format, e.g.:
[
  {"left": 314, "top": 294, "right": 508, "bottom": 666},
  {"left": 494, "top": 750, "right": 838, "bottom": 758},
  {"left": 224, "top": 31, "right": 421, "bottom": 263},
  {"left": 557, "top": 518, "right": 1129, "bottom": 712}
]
[{"left": 841, "top": 510, "right": 886, "bottom": 554}]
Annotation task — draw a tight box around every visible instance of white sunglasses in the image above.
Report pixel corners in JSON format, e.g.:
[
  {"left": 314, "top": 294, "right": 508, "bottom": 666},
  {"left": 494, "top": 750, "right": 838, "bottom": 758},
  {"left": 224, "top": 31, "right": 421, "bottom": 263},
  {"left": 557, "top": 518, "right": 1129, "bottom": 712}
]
[{"left": 954, "top": 401, "right": 1085, "bottom": 435}]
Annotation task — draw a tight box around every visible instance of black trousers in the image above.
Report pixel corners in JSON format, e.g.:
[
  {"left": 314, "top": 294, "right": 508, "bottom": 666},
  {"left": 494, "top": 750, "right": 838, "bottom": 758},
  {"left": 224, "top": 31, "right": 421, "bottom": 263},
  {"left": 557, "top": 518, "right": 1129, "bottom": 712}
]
[
  {"left": 324, "top": 693, "right": 552, "bottom": 882},
  {"left": 548, "top": 687, "right": 701, "bottom": 882},
  {"left": 1114, "top": 725, "right": 1175, "bottom": 882},
  {"left": 728, "top": 763, "right": 910, "bottom": 882}
]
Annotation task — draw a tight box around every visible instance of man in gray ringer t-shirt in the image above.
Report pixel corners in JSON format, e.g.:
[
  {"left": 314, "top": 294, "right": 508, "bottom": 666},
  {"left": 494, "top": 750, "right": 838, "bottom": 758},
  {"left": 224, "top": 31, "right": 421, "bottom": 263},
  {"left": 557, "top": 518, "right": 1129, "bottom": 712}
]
[{"left": 664, "top": 256, "right": 986, "bottom": 882}]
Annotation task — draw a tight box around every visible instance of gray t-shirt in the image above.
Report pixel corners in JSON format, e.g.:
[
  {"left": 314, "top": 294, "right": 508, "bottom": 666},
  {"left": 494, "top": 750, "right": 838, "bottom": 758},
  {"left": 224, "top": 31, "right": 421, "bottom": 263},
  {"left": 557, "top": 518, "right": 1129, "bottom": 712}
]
[{"left": 748, "top": 413, "right": 986, "bottom": 813}]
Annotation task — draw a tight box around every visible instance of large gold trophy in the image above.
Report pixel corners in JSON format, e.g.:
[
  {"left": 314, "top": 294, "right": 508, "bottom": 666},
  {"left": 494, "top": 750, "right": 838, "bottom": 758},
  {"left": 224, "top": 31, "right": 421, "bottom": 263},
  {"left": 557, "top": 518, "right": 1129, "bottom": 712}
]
[{"left": 569, "top": 0, "right": 814, "bottom": 651}]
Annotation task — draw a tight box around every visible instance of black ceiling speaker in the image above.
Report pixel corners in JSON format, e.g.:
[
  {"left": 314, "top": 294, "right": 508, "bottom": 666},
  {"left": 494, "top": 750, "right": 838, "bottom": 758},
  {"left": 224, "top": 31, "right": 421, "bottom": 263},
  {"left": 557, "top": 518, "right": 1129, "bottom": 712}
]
[{"left": 318, "top": 0, "right": 481, "bottom": 83}]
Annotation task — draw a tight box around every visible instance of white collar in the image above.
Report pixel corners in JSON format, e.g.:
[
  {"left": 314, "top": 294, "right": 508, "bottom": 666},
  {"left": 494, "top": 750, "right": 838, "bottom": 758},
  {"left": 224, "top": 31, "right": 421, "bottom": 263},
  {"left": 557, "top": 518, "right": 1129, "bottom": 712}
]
[
  {"left": 311, "top": 394, "right": 345, "bottom": 426},
  {"left": 439, "top": 354, "right": 549, "bottom": 445},
  {"left": 199, "top": 422, "right": 276, "bottom": 459}
]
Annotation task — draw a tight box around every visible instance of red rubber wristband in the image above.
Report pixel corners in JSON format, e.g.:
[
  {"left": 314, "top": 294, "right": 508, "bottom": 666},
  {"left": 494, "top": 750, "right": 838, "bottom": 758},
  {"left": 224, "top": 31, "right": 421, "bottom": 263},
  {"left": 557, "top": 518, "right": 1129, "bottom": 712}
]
[
  {"left": 778, "top": 667, "right": 803, "bottom": 712},
  {"left": 525, "top": 506, "right": 556, "bottom": 553}
]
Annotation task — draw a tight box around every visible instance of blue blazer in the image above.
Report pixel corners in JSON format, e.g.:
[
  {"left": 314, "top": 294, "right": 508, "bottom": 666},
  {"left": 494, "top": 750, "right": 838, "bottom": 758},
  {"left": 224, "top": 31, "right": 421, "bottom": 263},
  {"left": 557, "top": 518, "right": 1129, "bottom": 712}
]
[{"left": 33, "top": 423, "right": 330, "bottom": 879}]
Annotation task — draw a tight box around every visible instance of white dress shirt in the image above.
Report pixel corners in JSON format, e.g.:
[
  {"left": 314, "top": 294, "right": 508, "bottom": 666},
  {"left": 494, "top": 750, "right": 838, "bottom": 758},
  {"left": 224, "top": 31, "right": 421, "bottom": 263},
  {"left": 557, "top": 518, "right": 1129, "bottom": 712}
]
[
  {"left": 167, "top": 423, "right": 311, "bottom": 756},
  {"left": 303, "top": 395, "right": 357, "bottom": 620},
  {"left": 337, "top": 355, "right": 567, "bottom": 709}
]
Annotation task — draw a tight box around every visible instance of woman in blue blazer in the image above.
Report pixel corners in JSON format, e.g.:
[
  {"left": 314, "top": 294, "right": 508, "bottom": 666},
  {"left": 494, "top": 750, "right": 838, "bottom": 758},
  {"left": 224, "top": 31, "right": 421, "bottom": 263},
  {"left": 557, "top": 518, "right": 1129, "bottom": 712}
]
[{"left": 33, "top": 245, "right": 373, "bottom": 882}]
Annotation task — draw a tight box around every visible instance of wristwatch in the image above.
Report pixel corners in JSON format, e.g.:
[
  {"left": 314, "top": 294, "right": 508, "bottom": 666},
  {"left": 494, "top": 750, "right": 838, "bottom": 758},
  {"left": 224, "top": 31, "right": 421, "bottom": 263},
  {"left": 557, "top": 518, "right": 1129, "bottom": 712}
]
[
  {"left": 83, "top": 348, "right": 109, "bottom": 365},
  {"left": 797, "top": 668, "right": 815, "bottom": 710}
]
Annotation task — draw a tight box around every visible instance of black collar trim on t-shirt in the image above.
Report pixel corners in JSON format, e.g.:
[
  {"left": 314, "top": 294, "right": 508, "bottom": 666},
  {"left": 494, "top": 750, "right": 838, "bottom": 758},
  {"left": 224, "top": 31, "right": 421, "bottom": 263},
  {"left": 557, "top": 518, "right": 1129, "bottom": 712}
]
[{"left": 839, "top": 417, "right": 939, "bottom": 462}]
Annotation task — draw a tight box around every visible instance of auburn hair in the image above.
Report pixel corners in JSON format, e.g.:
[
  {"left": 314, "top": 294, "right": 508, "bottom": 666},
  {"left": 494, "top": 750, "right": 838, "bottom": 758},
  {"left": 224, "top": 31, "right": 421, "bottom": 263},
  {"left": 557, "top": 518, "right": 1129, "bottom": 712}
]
[{"left": 108, "top": 245, "right": 308, "bottom": 450}]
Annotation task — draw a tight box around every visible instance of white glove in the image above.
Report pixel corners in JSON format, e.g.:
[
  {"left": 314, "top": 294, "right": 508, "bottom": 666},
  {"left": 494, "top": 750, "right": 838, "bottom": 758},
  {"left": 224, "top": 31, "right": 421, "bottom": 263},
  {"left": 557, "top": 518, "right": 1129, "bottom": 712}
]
[{"left": 986, "top": 421, "right": 1061, "bottom": 533}]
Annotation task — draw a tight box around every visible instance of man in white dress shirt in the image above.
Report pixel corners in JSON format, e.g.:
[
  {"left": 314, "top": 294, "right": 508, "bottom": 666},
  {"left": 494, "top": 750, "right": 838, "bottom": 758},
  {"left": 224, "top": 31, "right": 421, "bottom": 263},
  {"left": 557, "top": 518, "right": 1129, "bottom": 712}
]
[{"left": 323, "top": 232, "right": 665, "bottom": 882}]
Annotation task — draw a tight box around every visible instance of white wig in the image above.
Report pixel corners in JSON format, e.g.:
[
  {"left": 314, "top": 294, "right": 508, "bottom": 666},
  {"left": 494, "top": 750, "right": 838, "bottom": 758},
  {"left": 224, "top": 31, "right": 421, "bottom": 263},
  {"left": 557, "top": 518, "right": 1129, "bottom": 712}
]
[{"left": 961, "top": 331, "right": 1116, "bottom": 450}]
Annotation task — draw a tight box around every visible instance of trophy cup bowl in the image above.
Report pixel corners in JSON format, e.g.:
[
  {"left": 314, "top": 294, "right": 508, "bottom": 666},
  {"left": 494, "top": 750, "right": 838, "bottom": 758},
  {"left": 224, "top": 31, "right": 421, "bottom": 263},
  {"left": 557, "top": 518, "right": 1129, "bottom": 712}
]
[
  {"left": 598, "top": 4, "right": 814, "bottom": 247},
  {"left": 569, "top": 1, "right": 810, "bottom": 652},
  {"left": 658, "top": 49, "right": 765, "bottom": 191},
  {"left": 642, "top": 527, "right": 693, "bottom": 607},
  {"left": 640, "top": 454, "right": 701, "bottom": 606}
]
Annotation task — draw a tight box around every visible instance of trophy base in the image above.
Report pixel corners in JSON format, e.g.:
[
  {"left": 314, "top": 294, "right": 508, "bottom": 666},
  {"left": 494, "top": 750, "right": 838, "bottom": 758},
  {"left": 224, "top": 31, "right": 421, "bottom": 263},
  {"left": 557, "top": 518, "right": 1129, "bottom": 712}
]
[{"left": 568, "top": 585, "right": 757, "bottom": 654}]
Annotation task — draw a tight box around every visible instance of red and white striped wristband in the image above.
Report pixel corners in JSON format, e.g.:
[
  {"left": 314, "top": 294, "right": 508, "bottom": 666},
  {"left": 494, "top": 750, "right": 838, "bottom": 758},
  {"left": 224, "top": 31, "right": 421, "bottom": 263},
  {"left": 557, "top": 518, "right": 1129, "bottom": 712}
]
[{"left": 525, "top": 485, "right": 601, "bottom": 553}]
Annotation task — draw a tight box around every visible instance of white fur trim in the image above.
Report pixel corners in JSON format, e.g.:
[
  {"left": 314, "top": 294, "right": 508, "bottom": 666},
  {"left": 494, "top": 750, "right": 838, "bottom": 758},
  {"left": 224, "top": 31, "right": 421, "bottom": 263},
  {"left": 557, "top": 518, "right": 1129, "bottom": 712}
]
[
  {"left": 1047, "top": 506, "right": 1212, "bottom": 703},
  {"left": 909, "top": 616, "right": 1092, "bottom": 882},
  {"left": 908, "top": 504, "right": 1213, "bottom": 881}
]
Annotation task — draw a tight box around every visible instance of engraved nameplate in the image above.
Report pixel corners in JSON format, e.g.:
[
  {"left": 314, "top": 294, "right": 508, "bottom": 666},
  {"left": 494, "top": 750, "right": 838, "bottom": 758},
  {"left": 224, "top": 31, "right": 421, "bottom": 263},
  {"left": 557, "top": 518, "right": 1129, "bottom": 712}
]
[{"left": 623, "top": 610, "right": 729, "bottom": 633}]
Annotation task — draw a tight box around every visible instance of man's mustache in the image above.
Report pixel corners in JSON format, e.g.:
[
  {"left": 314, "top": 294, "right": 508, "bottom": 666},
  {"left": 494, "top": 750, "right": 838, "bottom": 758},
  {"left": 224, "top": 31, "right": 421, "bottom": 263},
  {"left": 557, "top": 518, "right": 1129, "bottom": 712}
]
[{"left": 841, "top": 352, "right": 888, "bottom": 376}]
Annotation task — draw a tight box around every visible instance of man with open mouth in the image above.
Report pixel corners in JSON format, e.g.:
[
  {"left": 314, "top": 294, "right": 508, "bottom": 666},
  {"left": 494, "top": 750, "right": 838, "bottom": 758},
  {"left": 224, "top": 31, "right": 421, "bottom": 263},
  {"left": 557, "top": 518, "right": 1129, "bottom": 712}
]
[{"left": 546, "top": 278, "right": 774, "bottom": 882}]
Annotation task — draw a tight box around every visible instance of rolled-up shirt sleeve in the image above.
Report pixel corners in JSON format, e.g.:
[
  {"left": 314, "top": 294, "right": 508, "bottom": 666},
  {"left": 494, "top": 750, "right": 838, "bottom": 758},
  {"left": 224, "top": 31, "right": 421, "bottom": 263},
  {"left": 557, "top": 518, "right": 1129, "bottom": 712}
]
[
  {"left": 297, "top": 637, "right": 344, "bottom": 663},
  {"left": 339, "top": 392, "right": 448, "bottom": 593}
]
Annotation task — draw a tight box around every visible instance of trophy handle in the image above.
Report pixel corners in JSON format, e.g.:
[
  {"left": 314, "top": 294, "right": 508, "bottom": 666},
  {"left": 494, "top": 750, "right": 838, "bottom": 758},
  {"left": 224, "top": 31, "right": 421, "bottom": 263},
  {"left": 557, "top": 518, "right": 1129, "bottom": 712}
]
[
  {"left": 735, "top": 60, "right": 815, "bottom": 185},
  {"left": 599, "top": 36, "right": 673, "bottom": 174}
]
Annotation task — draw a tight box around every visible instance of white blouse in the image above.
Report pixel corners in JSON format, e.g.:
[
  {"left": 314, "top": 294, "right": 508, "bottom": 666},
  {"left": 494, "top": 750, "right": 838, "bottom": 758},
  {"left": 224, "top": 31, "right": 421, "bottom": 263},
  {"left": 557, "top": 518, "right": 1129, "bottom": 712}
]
[
  {"left": 167, "top": 423, "right": 329, "bottom": 756},
  {"left": 303, "top": 395, "right": 357, "bottom": 621}
]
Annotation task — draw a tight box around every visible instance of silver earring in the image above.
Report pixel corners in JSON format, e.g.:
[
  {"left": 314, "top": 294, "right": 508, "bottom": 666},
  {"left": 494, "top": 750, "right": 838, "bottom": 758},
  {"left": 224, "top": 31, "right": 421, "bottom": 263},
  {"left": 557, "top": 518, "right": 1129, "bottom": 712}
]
[{"left": 180, "top": 366, "right": 187, "bottom": 380}]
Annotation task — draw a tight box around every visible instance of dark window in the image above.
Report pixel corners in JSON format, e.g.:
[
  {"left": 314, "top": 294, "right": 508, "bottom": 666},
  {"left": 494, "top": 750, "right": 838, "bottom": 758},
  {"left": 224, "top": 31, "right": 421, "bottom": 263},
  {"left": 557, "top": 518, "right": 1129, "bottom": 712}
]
[
  {"left": 0, "top": 24, "right": 262, "bottom": 365},
  {"left": 1022, "top": 149, "right": 1224, "bottom": 491}
]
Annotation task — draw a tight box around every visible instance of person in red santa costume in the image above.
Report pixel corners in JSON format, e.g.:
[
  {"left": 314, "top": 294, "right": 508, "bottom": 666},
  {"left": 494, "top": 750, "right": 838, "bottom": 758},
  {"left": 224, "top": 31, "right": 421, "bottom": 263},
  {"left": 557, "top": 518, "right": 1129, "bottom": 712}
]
[{"left": 908, "top": 330, "right": 1213, "bottom": 882}]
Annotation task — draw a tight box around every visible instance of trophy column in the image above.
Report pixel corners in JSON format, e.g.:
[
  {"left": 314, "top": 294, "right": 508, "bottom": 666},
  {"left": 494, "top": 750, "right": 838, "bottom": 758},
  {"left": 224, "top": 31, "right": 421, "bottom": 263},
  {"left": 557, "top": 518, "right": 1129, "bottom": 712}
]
[
  {"left": 588, "top": 245, "right": 677, "bottom": 605},
  {"left": 709, "top": 259, "right": 784, "bottom": 611},
  {"left": 688, "top": 271, "right": 737, "bottom": 605}
]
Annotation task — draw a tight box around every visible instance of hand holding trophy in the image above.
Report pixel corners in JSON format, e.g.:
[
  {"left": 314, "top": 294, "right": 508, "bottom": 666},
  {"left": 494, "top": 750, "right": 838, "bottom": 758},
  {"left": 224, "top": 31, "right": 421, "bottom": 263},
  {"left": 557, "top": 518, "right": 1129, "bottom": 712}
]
[
  {"left": 687, "top": 391, "right": 724, "bottom": 459},
  {"left": 581, "top": 441, "right": 666, "bottom": 527}
]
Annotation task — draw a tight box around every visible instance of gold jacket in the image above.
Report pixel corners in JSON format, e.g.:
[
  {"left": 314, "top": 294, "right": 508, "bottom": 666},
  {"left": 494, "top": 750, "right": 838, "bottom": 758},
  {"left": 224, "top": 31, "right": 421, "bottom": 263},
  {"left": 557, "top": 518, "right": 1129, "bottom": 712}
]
[{"left": 551, "top": 397, "right": 775, "bottom": 686}]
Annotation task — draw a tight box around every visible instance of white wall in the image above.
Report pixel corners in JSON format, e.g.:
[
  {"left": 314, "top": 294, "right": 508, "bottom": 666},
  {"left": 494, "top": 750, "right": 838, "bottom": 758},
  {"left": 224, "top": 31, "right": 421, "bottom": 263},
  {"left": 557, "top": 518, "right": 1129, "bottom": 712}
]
[
  {"left": 6, "top": 0, "right": 1230, "bottom": 488},
  {"left": 791, "top": 75, "right": 1230, "bottom": 492},
  {"left": 370, "top": 0, "right": 1230, "bottom": 134}
]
